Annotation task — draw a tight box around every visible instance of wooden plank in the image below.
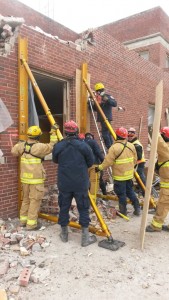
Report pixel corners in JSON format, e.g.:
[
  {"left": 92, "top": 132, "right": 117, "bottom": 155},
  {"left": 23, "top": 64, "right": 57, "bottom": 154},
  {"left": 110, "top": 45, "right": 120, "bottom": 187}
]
[
  {"left": 0, "top": 289, "right": 7, "bottom": 300},
  {"left": 140, "top": 80, "right": 163, "bottom": 250},
  {"left": 80, "top": 63, "right": 88, "bottom": 133},
  {"left": 76, "top": 66, "right": 90, "bottom": 132},
  {"left": 76, "top": 69, "right": 81, "bottom": 126},
  {"left": 138, "top": 116, "right": 143, "bottom": 139}
]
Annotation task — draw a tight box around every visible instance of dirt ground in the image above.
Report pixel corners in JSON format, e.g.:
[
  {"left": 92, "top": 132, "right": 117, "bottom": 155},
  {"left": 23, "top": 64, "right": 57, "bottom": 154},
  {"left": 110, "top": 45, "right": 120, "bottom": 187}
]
[{"left": 1, "top": 202, "right": 169, "bottom": 300}]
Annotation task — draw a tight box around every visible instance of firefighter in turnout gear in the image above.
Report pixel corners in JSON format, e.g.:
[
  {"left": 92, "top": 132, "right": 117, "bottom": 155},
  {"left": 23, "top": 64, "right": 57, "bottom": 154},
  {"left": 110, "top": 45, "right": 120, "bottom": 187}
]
[
  {"left": 94, "top": 82, "right": 117, "bottom": 150},
  {"left": 128, "top": 127, "right": 146, "bottom": 194},
  {"left": 146, "top": 127, "right": 169, "bottom": 232},
  {"left": 52, "top": 120, "right": 97, "bottom": 247},
  {"left": 84, "top": 132, "right": 107, "bottom": 198},
  {"left": 11, "top": 125, "right": 58, "bottom": 230},
  {"left": 95, "top": 127, "right": 141, "bottom": 216}
]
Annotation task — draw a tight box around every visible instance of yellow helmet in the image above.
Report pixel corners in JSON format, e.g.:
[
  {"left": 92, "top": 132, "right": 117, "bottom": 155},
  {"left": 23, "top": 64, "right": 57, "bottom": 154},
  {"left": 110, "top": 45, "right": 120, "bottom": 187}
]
[
  {"left": 94, "top": 82, "right": 105, "bottom": 91},
  {"left": 27, "top": 126, "right": 42, "bottom": 138}
]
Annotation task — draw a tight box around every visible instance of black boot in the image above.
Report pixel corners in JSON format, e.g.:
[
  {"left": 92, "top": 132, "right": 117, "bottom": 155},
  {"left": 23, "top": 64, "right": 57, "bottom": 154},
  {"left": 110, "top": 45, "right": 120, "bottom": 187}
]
[
  {"left": 81, "top": 227, "right": 97, "bottom": 247},
  {"left": 119, "top": 203, "right": 127, "bottom": 216},
  {"left": 162, "top": 225, "right": 169, "bottom": 231},
  {"left": 133, "top": 200, "right": 141, "bottom": 216},
  {"left": 60, "top": 226, "right": 68, "bottom": 242}
]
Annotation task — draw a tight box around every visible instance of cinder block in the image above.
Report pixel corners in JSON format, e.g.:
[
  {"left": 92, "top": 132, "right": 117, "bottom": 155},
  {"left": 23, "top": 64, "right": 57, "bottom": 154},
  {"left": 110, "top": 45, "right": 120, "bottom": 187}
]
[{"left": 19, "top": 268, "right": 31, "bottom": 287}]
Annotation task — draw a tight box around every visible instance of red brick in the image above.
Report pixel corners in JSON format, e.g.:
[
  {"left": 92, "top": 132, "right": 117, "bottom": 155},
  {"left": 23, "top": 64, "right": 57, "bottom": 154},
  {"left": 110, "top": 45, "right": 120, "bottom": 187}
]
[{"left": 19, "top": 268, "right": 31, "bottom": 287}]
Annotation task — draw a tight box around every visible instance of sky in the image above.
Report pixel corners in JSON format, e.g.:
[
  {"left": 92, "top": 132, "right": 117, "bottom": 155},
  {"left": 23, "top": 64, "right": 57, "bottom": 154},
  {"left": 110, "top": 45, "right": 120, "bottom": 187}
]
[{"left": 18, "top": 0, "right": 169, "bottom": 33}]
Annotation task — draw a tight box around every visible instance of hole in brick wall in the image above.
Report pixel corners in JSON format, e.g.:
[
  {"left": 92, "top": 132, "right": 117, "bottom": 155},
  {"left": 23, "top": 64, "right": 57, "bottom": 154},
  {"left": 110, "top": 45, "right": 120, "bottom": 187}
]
[{"left": 0, "top": 15, "right": 24, "bottom": 56}]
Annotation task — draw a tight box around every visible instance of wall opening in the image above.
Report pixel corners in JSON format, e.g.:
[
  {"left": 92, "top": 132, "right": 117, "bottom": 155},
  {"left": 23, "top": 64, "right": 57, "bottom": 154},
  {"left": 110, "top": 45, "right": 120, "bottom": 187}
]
[{"left": 32, "top": 72, "right": 69, "bottom": 143}]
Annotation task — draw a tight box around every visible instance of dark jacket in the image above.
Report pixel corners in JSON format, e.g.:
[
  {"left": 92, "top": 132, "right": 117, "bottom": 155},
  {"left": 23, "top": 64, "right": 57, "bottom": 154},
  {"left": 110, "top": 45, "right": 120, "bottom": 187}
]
[
  {"left": 130, "top": 137, "right": 144, "bottom": 161},
  {"left": 95, "top": 94, "right": 117, "bottom": 122},
  {"left": 52, "top": 136, "right": 94, "bottom": 192},
  {"left": 85, "top": 138, "right": 104, "bottom": 164}
]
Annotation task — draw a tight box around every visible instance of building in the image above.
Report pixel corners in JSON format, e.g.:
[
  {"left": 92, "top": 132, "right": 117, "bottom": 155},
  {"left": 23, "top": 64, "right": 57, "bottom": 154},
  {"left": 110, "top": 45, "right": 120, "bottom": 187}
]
[{"left": 0, "top": 0, "right": 169, "bottom": 218}]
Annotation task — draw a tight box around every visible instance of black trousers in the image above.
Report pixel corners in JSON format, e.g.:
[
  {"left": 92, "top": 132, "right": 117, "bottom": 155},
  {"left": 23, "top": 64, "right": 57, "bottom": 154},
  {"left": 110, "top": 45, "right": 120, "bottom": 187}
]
[
  {"left": 114, "top": 179, "right": 139, "bottom": 207},
  {"left": 58, "top": 191, "right": 90, "bottom": 227}
]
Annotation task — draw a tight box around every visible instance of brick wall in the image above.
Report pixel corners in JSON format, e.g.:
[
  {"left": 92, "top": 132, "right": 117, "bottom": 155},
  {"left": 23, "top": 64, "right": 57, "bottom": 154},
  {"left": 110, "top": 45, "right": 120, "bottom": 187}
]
[
  {"left": 1, "top": 3, "right": 169, "bottom": 218},
  {"left": 0, "top": 0, "right": 79, "bottom": 41},
  {"left": 100, "top": 7, "right": 169, "bottom": 43}
]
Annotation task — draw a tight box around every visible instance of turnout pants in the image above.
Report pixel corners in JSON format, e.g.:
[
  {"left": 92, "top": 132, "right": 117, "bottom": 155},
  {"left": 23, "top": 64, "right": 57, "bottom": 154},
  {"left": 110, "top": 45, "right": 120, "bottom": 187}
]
[
  {"left": 58, "top": 191, "right": 90, "bottom": 227},
  {"left": 88, "top": 165, "right": 100, "bottom": 197},
  {"left": 152, "top": 188, "right": 169, "bottom": 229},
  {"left": 20, "top": 183, "right": 44, "bottom": 228}
]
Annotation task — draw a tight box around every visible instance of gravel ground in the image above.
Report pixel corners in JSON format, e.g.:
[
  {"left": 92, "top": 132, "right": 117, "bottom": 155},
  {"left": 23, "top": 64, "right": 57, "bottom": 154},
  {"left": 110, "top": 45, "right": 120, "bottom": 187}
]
[{"left": 1, "top": 205, "right": 169, "bottom": 300}]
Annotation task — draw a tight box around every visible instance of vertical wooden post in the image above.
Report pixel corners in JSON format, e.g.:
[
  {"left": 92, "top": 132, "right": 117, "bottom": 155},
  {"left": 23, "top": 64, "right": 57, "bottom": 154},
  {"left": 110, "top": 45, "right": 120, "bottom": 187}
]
[
  {"left": 18, "top": 36, "right": 28, "bottom": 212},
  {"left": 80, "top": 63, "right": 88, "bottom": 133},
  {"left": 140, "top": 80, "right": 163, "bottom": 250}
]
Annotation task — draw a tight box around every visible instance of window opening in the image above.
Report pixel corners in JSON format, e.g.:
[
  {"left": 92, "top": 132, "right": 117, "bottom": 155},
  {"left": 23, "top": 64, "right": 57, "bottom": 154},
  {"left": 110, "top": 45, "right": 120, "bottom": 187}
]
[{"left": 31, "top": 73, "right": 68, "bottom": 143}]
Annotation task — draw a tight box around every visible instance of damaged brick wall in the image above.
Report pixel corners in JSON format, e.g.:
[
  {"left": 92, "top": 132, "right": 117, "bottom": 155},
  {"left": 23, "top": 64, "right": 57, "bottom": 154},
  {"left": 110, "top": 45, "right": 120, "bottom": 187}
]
[
  {"left": 0, "top": 15, "right": 24, "bottom": 56},
  {"left": 1, "top": 1, "right": 169, "bottom": 219}
]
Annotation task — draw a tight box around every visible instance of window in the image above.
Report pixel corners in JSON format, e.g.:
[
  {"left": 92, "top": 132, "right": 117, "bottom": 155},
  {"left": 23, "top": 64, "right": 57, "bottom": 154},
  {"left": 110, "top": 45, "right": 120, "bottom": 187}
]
[{"left": 139, "top": 51, "right": 149, "bottom": 61}]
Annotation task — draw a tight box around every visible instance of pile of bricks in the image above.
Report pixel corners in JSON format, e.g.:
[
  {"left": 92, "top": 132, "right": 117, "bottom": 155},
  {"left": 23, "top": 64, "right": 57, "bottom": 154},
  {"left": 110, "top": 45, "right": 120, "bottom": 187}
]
[
  {"left": 0, "top": 220, "right": 50, "bottom": 256},
  {"left": 0, "top": 219, "right": 51, "bottom": 296},
  {"left": 0, "top": 15, "right": 24, "bottom": 56}
]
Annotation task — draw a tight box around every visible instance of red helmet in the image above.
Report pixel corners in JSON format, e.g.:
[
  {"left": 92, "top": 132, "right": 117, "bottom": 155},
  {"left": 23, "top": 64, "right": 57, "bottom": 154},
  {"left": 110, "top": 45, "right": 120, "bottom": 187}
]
[
  {"left": 64, "top": 120, "right": 78, "bottom": 134},
  {"left": 78, "top": 133, "right": 85, "bottom": 140},
  {"left": 160, "top": 127, "right": 169, "bottom": 138},
  {"left": 115, "top": 127, "right": 128, "bottom": 139}
]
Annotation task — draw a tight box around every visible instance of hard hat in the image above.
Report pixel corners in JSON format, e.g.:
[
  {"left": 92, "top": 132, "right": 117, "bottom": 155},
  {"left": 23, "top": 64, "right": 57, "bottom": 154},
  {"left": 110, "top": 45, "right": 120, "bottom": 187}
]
[
  {"left": 94, "top": 82, "right": 105, "bottom": 91},
  {"left": 128, "top": 127, "right": 136, "bottom": 133},
  {"left": 78, "top": 133, "right": 85, "bottom": 140},
  {"left": 115, "top": 127, "right": 128, "bottom": 139},
  {"left": 27, "top": 126, "right": 42, "bottom": 138},
  {"left": 64, "top": 120, "right": 78, "bottom": 134},
  {"left": 160, "top": 127, "right": 169, "bottom": 138},
  {"left": 85, "top": 132, "right": 94, "bottom": 139}
]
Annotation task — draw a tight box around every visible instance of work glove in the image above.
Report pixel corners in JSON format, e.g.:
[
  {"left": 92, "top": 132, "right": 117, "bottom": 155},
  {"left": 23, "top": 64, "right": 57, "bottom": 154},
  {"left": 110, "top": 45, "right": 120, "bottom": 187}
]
[
  {"left": 50, "top": 123, "right": 59, "bottom": 133},
  {"left": 95, "top": 94, "right": 102, "bottom": 104},
  {"left": 95, "top": 165, "right": 103, "bottom": 173}
]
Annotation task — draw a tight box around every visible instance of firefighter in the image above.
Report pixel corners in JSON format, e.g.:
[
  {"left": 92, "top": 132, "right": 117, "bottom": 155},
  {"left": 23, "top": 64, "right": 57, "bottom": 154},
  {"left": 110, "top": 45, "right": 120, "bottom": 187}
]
[
  {"left": 11, "top": 125, "right": 58, "bottom": 230},
  {"left": 93, "top": 82, "right": 117, "bottom": 150},
  {"left": 95, "top": 127, "right": 141, "bottom": 216},
  {"left": 52, "top": 120, "right": 97, "bottom": 247},
  {"left": 128, "top": 127, "right": 146, "bottom": 193},
  {"left": 146, "top": 127, "right": 169, "bottom": 232},
  {"left": 84, "top": 132, "right": 107, "bottom": 198}
]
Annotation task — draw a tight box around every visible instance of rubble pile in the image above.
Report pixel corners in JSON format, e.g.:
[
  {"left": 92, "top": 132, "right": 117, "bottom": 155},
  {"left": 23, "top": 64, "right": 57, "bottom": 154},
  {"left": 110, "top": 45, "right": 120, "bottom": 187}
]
[
  {"left": 40, "top": 184, "right": 119, "bottom": 227},
  {"left": 0, "top": 15, "right": 24, "bottom": 56},
  {"left": 0, "top": 218, "right": 52, "bottom": 299}
]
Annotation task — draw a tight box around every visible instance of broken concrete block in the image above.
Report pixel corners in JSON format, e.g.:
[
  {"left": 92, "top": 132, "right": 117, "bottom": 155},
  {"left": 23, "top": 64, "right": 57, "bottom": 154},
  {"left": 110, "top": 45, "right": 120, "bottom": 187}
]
[
  {"left": 30, "top": 267, "right": 50, "bottom": 283},
  {"left": 32, "top": 243, "right": 42, "bottom": 252},
  {"left": 8, "top": 284, "right": 20, "bottom": 295},
  {"left": 20, "top": 246, "right": 29, "bottom": 256},
  {"left": 0, "top": 259, "right": 9, "bottom": 277}
]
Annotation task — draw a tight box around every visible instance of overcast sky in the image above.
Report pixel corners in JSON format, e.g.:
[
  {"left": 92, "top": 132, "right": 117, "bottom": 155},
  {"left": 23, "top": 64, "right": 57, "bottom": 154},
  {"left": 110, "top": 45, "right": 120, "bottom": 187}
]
[{"left": 18, "top": 0, "right": 169, "bottom": 33}]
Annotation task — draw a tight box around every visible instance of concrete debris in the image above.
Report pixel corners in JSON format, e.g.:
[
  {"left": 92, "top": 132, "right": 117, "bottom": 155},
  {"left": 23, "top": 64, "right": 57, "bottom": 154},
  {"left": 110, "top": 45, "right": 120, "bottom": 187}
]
[
  {"left": 28, "top": 25, "right": 93, "bottom": 51},
  {"left": 30, "top": 267, "right": 50, "bottom": 283},
  {"left": 0, "top": 15, "right": 24, "bottom": 57}
]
